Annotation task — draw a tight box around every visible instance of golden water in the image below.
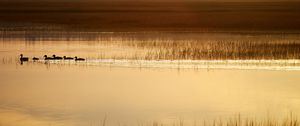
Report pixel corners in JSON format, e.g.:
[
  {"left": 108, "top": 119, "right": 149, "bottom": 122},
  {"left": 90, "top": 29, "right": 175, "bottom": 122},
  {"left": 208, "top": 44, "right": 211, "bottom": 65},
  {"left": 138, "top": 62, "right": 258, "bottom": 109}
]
[{"left": 0, "top": 33, "right": 300, "bottom": 126}]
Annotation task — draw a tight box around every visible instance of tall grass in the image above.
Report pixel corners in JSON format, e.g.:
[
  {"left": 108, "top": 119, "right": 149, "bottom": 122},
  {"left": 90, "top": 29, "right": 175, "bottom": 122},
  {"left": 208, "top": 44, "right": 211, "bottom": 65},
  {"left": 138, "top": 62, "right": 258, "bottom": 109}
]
[
  {"left": 93, "top": 114, "right": 299, "bottom": 126},
  {"left": 119, "top": 33, "right": 300, "bottom": 60},
  {"left": 126, "top": 39, "right": 300, "bottom": 60},
  {"left": 146, "top": 114, "right": 299, "bottom": 126},
  {"left": 1, "top": 30, "right": 300, "bottom": 60}
]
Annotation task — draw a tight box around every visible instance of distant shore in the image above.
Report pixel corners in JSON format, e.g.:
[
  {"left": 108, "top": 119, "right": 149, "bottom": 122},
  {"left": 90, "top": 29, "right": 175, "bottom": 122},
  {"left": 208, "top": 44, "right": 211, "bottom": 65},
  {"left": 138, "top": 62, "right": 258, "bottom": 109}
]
[{"left": 0, "top": 1, "right": 300, "bottom": 32}]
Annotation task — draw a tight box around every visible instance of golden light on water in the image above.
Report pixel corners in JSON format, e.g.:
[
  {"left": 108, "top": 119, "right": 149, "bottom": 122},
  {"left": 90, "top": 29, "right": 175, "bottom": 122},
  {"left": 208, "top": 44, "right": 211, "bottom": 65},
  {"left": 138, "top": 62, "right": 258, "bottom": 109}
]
[
  {"left": 1, "top": 1, "right": 300, "bottom": 125},
  {"left": 1, "top": 64, "right": 300, "bottom": 125},
  {"left": 1, "top": 32, "right": 300, "bottom": 125}
]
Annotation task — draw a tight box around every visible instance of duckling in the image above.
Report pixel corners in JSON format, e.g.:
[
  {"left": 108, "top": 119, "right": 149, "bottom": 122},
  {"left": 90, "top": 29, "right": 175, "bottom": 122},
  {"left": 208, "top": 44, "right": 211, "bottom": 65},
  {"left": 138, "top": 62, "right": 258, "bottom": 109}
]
[
  {"left": 32, "top": 57, "right": 39, "bottom": 61},
  {"left": 44, "top": 55, "right": 55, "bottom": 60},
  {"left": 52, "top": 55, "right": 63, "bottom": 60},
  {"left": 63, "top": 56, "right": 74, "bottom": 60},
  {"left": 75, "top": 56, "right": 85, "bottom": 61},
  {"left": 20, "top": 54, "right": 29, "bottom": 61}
]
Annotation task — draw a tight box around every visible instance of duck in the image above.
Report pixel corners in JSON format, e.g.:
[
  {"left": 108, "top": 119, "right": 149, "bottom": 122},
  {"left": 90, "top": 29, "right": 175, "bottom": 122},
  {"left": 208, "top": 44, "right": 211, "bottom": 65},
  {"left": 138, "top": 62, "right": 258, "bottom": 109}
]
[
  {"left": 52, "top": 55, "right": 63, "bottom": 60},
  {"left": 20, "top": 54, "right": 29, "bottom": 61},
  {"left": 75, "top": 56, "right": 85, "bottom": 61},
  {"left": 44, "top": 55, "right": 55, "bottom": 60},
  {"left": 32, "top": 57, "right": 39, "bottom": 61},
  {"left": 63, "top": 56, "right": 74, "bottom": 60}
]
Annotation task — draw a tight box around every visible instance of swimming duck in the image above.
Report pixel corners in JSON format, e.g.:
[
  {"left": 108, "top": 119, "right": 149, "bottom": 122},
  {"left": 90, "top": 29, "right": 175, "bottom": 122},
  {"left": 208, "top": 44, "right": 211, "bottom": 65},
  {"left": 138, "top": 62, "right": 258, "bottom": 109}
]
[
  {"left": 44, "top": 55, "right": 55, "bottom": 60},
  {"left": 63, "top": 56, "right": 74, "bottom": 60},
  {"left": 52, "top": 55, "right": 63, "bottom": 60},
  {"left": 75, "top": 56, "right": 85, "bottom": 61},
  {"left": 20, "top": 54, "right": 29, "bottom": 61},
  {"left": 32, "top": 57, "right": 39, "bottom": 61}
]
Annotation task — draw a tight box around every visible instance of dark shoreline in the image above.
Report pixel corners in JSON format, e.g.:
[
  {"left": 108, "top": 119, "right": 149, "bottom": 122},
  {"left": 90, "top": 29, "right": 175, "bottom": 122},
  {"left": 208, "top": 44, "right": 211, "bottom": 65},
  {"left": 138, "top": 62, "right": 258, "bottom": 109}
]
[{"left": 0, "top": 1, "right": 300, "bottom": 32}]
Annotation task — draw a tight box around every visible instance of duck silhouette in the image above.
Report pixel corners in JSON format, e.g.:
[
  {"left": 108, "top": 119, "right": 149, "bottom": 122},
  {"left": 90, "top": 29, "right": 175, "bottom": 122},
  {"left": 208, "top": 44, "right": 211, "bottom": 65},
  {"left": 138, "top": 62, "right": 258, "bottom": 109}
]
[
  {"left": 32, "top": 57, "right": 39, "bottom": 61},
  {"left": 63, "top": 56, "right": 74, "bottom": 60},
  {"left": 75, "top": 56, "right": 85, "bottom": 61},
  {"left": 52, "top": 55, "right": 63, "bottom": 60},
  {"left": 20, "top": 54, "right": 29, "bottom": 61},
  {"left": 44, "top": 55, "right": 55, "bottom": 60}
]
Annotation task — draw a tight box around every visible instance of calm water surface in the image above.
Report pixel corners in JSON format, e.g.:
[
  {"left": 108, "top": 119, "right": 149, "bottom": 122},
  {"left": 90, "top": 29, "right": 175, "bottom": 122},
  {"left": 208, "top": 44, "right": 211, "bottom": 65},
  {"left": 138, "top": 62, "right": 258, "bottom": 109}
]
[
  {"left": 0, "top": 35, "right": 300, "bottom": 126},
  {"left": 1, "top": 63, "right": 300, "bottom": 126}
]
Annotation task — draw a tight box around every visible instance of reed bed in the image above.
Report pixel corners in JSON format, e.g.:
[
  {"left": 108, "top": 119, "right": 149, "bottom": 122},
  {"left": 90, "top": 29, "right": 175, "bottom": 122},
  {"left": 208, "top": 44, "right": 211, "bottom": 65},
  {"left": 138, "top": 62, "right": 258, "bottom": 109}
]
[
  {"left": 124, "top": 39, "right": 300, "bottom": 60},
  {"left": 149, "top": 117, "right": 299, "bottom": 126},
  {"left": 115, "top": 33, "right": 300, "bottom": 60},
  {"left": 91, "top": 114, "right": 299, "bottom": 126},
  {"left": 1, "top": 30, "right": 300, "bottom": 60}
]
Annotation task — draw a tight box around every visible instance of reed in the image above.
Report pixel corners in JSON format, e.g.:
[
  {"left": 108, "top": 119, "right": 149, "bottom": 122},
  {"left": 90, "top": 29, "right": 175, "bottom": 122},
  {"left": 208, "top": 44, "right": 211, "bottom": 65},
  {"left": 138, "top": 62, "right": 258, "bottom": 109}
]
[
  {"left": 1, "top": 30, "right": 300, "bottom": 60},
  {"left": 103, "top": 115, "right": 299, "bottom": 126},
  {"left": 120, "top": 36, "right": 300, "bottom": 60},
  {"left": 144, "top": 114, "right": 299, "bottom": 126}
]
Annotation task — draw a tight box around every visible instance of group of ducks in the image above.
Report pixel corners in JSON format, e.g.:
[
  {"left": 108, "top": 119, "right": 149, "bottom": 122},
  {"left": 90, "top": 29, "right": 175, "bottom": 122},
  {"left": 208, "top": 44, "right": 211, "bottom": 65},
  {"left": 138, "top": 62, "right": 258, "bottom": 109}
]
[{"left": 20, "top": 54, "right": 85, "bottom": 62}]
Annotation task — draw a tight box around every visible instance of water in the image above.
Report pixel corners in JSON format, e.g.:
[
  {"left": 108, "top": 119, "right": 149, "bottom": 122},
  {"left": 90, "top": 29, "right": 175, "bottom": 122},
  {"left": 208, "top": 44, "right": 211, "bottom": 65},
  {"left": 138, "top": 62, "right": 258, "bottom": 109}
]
[
  {"left": 0, "top": 32, "right": 300, "bottom": 126},
  {"left": 1, "top": 63, "right": 300, "bottom": 126},
  {"left": 1, "top": 32, "right": 300, "bottom": 70}
]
